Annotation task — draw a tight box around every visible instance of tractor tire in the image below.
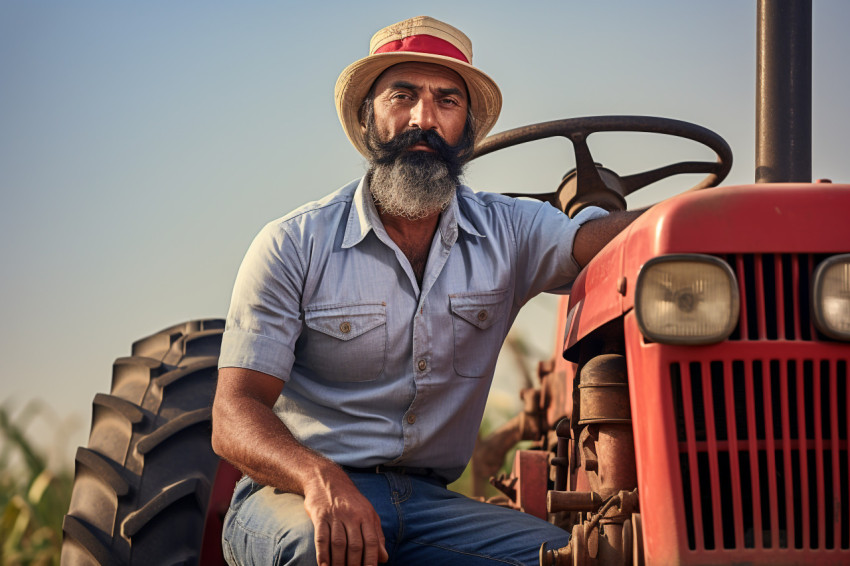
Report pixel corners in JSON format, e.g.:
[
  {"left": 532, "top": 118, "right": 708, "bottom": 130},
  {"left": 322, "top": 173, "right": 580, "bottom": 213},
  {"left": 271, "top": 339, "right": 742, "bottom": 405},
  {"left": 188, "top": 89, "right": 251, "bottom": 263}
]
[{"left": 61, "top": 319, "right": 241, "bottom": 566}]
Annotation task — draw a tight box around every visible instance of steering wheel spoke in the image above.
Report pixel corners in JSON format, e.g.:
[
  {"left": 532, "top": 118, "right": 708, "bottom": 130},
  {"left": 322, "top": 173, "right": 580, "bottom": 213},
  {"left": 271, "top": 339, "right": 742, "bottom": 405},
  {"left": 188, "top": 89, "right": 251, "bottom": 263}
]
[{"left": 619, "top": 160, "right": 724, "bottom": 195}]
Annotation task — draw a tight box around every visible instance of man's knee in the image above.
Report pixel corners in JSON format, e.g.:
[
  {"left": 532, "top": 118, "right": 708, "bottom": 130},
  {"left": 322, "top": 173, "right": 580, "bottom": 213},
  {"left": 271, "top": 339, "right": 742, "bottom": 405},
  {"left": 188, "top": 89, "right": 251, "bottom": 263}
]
[{"left": 224, "top": 486, "right": 317, "bottom": 566}]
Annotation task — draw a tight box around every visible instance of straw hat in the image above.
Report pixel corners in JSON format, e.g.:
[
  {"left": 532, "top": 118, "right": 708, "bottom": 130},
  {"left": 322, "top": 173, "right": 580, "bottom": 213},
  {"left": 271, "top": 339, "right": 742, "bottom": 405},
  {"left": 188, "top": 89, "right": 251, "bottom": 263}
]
[{"left": 335, "top": 16, "right": 502, "bottom": 158}]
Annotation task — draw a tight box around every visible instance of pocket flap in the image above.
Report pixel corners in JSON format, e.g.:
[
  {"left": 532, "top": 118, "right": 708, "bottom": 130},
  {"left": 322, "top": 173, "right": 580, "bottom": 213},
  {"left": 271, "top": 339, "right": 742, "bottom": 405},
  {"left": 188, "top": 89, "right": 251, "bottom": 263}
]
[
  {"left": 304, "top": 303, "right": 386, "bottom": 341},
  {"left": 449, "top": 289, "right": 510, "bottom": 330}
]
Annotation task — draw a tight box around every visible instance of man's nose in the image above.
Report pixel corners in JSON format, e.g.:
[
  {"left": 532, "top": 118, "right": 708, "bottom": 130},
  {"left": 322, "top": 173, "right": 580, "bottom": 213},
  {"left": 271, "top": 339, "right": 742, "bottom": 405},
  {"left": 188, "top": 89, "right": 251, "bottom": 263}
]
[{"left": 409, "top": 98, "right": 438, "bottom": 132}]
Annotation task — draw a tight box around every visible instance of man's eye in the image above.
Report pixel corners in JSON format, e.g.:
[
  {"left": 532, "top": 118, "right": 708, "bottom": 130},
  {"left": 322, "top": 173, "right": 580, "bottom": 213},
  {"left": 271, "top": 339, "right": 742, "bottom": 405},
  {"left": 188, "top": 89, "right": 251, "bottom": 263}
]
[{"left": 441, "top": 98, "right": 460, "bottom": 106}]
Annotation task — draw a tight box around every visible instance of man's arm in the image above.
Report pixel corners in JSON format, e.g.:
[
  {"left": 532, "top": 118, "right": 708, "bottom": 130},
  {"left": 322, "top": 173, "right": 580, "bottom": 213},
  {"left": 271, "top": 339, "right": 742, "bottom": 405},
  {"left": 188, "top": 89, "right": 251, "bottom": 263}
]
[
  {"left": 212, "top": 367, "right": 388, "bottom": 566},
  {"left": 572, "top": 209, "right": 644, "bottom": 268}
]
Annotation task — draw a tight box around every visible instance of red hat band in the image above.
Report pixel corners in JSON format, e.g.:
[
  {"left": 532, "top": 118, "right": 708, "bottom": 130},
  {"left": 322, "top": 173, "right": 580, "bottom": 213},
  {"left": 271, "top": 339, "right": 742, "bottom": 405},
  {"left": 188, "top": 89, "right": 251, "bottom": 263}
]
[{"left": 373, "top": 34, "right": 470, "bottom": 64}]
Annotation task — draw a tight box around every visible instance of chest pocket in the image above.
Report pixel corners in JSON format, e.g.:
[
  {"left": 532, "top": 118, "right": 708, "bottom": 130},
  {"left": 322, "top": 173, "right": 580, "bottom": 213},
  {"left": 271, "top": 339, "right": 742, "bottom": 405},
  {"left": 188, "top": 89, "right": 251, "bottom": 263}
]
[
  {"left": 449, "top": 289, "right": 511, "bottom": 378},
  {"left": 301, "top": 302, "right": 387, "bottom": 382}
]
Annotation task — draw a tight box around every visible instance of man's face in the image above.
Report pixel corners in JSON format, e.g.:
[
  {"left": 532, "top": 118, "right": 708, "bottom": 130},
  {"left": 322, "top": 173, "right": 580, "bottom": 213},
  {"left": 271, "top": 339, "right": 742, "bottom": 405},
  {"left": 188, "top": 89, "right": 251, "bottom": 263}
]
[
  {"left": 364, "top": 62, "right": 469, "bottom": 149},
  {"left": 361, "top": 62, "right": 474, "bottom": 221}
]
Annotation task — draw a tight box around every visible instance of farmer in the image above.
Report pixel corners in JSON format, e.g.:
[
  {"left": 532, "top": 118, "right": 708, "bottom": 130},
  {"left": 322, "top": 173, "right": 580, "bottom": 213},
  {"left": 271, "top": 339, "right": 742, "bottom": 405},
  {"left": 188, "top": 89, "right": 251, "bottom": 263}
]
[{"left": 212, "top": 15, "right": 639, "bottom": 566}]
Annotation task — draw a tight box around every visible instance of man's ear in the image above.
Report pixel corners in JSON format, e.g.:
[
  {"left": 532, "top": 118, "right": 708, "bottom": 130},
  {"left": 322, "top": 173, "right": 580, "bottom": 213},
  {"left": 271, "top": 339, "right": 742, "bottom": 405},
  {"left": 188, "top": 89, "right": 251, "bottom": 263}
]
[{"left": 360, "top": 121, "right": 367, "bottom": 135}]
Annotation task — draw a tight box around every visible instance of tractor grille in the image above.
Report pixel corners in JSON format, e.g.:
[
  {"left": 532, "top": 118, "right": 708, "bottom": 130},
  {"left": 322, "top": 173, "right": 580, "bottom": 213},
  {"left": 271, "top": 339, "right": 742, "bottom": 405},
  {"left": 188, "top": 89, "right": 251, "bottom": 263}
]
[
  {"left": 671, "top": 358, "right": 849, "bottom": 551},
  {"left": 723, "top": 253, "right": 829, "bottom": 341}
]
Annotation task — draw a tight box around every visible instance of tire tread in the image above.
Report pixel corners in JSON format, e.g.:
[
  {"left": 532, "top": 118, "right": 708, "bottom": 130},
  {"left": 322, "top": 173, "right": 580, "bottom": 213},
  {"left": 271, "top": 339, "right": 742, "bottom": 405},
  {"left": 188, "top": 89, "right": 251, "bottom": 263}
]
[{"left": 62, "top": 319, "right": 227, "bottom": 566}]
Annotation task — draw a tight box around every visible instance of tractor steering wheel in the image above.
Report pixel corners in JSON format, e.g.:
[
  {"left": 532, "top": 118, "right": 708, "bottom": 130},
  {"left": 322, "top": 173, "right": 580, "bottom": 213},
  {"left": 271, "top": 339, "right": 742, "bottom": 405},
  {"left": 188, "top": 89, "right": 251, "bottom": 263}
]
[{"left": 472, "top": 116, "right": 733, "bottom": 217}]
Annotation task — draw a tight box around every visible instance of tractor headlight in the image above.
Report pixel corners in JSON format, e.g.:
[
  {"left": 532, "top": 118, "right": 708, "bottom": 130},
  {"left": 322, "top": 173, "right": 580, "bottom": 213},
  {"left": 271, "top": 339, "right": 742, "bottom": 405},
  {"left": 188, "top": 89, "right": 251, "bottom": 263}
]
[
  {"left": 813, "top": 254, "right": 850, "bottom": 340},
  {"left": 635, "top": 254, "right": 739, "bottom": 345}
]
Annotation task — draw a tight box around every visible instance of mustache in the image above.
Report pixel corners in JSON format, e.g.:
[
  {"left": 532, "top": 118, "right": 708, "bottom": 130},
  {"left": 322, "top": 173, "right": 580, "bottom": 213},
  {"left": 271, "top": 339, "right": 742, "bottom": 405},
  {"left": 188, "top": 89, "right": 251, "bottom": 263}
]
[{"left": 366, "top": 127, "right": 472, "bottom": 167}]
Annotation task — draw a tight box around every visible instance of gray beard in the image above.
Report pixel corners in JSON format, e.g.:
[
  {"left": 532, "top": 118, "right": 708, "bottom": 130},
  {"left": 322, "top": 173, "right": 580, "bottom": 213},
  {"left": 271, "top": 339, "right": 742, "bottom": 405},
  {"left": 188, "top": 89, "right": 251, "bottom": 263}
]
[{"left": 369, "top": 154, "right": 459, "bottom": 220}]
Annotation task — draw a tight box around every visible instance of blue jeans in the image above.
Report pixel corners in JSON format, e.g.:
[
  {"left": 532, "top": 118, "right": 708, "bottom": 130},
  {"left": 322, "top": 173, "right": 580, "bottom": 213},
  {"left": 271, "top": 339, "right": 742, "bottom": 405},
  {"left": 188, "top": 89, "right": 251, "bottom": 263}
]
[{"left": 223, "top": 471, "right": 570, "bottom": 565}]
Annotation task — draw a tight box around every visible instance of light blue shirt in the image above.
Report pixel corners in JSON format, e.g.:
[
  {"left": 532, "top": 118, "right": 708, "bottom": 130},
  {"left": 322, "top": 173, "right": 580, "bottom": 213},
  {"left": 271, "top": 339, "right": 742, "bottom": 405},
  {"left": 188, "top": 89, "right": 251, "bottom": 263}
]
[{"left": 219, "top": 177, "right": 607, "bottom": 482}]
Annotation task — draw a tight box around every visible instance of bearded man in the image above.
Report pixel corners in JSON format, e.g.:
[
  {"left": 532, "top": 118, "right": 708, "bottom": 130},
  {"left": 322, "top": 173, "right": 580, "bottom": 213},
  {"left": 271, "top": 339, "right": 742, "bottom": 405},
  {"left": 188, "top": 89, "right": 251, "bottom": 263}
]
[{"left": 212, "top": 16, "right": 639, "bottom": 566}]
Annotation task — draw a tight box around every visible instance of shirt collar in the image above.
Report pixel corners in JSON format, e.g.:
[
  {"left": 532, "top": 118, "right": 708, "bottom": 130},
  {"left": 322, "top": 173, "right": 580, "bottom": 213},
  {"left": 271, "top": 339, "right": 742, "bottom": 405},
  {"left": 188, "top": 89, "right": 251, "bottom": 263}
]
[
  {"left": 342, "top": 177, "right": 380, "bottom": 249},
  {"left": 341, "top": 176, "right": 485, "bottom": 250},
  {"left": 452, "top": 186, "right": 485, "bottom": 239}
]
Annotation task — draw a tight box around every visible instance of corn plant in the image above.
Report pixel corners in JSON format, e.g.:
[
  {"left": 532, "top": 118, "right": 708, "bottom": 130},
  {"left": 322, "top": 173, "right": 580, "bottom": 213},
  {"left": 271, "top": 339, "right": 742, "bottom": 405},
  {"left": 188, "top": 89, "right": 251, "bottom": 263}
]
[{"left": 0, "top": 401, "right": 73, "bottom": 566}]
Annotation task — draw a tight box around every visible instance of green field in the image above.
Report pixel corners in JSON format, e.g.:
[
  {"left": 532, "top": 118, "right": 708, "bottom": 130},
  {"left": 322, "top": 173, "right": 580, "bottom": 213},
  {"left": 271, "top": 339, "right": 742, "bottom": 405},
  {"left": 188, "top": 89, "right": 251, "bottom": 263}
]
[{"left": 1, "top": 403, "right": 72, "bottom": 565}]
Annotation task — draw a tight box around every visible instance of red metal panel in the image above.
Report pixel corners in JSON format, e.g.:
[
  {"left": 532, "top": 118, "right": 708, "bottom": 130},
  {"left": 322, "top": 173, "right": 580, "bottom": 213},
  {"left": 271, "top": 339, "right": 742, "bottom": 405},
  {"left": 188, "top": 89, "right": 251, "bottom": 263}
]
[
  {"left": 678, "top": 359, "right": 706, "bottom": 551},
  {"left": 814, "top": 362, "right": 826, "bottom": 550},
  {"left": 795, "top": 359, "right": 812, "bottom": 548},
  {"left": 512, "top": 449, "right": 549, "bottom": 520},
  {"left": 755, "top": 254, "right": 767, "bottom": 339},
  {"left": 628, "top": 334, "right": 850, "bottom": 564},
  {"left": 625, "top": 314, "right": 690, "bottom": 565},
  {"left": 774, "top": 254, "right": 785, "bottom": 339},
  {"left": 792, "top": 255, "right": 802, "bottom": 339},
  {"left": 622, "top": 184, "right": 850, "bottom": 256},
  {"left": 780, "top": 360, "right": 796, "bottom": 546},
  {"left": 565, "top": 184, "right": 850, "bottom": 354},
  {"left": 744, "top": 360, "right": 765, "bottom": 548},
  {"left": 699, "top": 361, "right": 724, "bottom": 546},
  {"left": 722, "top": 359, "right": 745, "bottom": 548},
  {"left": 760, "top": 360, "right": 781, "bottom": 549},
  {"left": 846, "top": 359, "right": 850, "bottom": 549},
  {"left": 829, "top": 359, "right": 841, "bottom": 548},
  {"left": 736, "top": 255, "right": 750, "bottom": 339},
  {"left": 808, "top": 253, "right": 818, "bottom": 338}
]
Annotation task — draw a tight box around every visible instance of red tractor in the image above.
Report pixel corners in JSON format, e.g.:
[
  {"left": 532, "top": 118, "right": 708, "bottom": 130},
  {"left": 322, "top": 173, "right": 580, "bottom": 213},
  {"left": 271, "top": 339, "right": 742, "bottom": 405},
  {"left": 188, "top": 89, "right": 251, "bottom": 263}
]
[
  {"left": 62, "top": 1, "right": 849, "bottom": 565},
  {"left": 475, "top": 2, "right": 850, "bottom": 564}
]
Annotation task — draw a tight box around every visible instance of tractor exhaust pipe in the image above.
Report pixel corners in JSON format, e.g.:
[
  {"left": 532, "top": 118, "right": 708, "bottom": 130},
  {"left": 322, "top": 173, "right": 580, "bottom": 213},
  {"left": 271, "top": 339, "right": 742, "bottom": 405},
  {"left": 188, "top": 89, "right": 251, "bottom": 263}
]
[{"left": 756, "top": 0, "right": 812, "bottom": 183}]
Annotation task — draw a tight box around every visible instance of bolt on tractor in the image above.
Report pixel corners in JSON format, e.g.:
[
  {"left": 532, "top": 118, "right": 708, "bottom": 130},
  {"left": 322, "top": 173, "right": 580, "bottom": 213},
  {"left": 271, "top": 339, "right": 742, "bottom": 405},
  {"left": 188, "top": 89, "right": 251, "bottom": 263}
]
[{"left": 61, "top": 1, "right": 849, "bottom": 565}]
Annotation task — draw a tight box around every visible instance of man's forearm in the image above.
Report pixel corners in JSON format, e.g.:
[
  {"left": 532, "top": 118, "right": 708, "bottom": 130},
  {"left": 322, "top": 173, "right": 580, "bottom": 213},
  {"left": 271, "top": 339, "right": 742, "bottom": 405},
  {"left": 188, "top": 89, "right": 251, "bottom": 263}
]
[
  {"left": 572, "top": 209, "right": 644, "bottom": 268},
  {"left": 211, "top": 386, "right": 344, "bottom": 494}
]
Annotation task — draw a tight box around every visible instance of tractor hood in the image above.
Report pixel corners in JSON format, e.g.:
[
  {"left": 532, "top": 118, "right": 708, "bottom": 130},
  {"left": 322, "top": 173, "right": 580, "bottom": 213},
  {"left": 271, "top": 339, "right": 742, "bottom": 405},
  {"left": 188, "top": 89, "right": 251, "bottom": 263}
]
[{"left": 563, "top": 183, "right": 850, "bottom": 359}]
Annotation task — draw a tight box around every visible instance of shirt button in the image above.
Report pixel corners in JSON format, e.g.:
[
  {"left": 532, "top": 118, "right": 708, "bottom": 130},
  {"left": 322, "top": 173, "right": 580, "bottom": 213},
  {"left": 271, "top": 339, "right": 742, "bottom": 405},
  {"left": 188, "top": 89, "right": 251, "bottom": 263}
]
[
  {"left": 477, "top": 310, "right": 488, "bottom": 322},
  {"left": 407, "top": 414, "right": 416, "bottom": 424},
  {"left": 339, "top": 321, "right": 351, "bottom": 334},
  {"left": 417, "top": 359, "right": 427, "bottom": 371}
]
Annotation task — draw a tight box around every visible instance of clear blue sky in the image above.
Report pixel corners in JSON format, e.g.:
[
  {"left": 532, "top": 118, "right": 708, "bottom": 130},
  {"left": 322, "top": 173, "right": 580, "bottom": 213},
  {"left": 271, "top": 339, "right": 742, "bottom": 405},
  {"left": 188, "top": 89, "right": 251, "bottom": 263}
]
[{"left": 2, "top": 1, "right": 849, "bottom": 467}]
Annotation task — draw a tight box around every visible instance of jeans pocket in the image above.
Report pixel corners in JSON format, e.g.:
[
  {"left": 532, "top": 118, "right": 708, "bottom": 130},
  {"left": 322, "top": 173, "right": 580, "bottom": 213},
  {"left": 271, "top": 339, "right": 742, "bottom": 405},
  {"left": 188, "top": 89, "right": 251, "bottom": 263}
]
[{"left": 449, "top": 288, "right": 510, "bottom": 378}]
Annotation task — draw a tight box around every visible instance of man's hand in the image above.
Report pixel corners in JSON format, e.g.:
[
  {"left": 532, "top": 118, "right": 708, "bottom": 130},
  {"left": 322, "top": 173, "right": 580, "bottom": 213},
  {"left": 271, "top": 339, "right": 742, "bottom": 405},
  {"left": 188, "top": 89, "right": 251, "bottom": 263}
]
[{"left": 303, "top": 469, "right": 389, "bottom": 566}]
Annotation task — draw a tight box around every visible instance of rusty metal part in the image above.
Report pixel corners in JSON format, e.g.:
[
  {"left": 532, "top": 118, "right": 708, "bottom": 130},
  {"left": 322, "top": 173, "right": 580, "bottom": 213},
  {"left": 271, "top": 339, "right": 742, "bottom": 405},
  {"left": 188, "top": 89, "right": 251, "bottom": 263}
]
[
  {"left": 489, "top": 473, "right": 517, "bottom": 501},
  {"left": 578, "top": 425, "right": 599, "bottom": 473},
  {"left": 622, "top": 517, "right": 633, "bottom": 566},
  {"left": 482, "top": 494, "right": 513, "bottom": 507},
  {"left": 471, "top": 414, "right": 522, "bottom": 497},
  {"left": 554, "top": 418, "right": 570, "bottom": 491},
  {"left": 587, "top": 522, "right": 600, "bottom": 559},
  {"left": 512, "top": 450, "right": 550, "bottom": 519},
  {"left": 630, "top": 513, "right": 644, "bottom": 566},
  {"left": 519, "top": 387, "right": 543, "bottom": 441},
  {"left": 586, "top": 493, "right": 622, "bottom": 534},
  {"left": 474, "top": 116, "right": 733, "bottom": 218},
  {"left": 577, "top": 355, "right": 630, "bottom": 425},
  {"left": 597, "top": 522, "right": 622, "bottom": 566},
  {"left": 557, "top": 165, "right": 627, "bottom": 217},
  {"left": 547, "top": 490, "right": 603, "bottom": 514},
  {"left": 571, "top": 523, "right": 588, "bottom": 566},
  {"left": 587, "top": 425, "right": 637, "bottom": 499},
  {"left": 545, "top": 490, "right": 638, "bottom": 566},
  {"left": 572, "top": 357, "right": 636, "bottom": 511},
  {"left": 539, "top": 541, "right": 572, "bottom": 566},
  {"left": 617, "top": 490, "right": 639, "bottom": 519}
]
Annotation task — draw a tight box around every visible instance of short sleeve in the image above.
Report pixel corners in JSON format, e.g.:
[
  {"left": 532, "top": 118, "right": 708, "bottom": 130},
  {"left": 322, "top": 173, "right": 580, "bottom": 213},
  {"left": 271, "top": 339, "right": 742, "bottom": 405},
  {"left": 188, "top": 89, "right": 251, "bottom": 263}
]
[
  {"left": 511, "top": 201, "right": 609, "bottom": 303},
  {"left": 218, "top": 221, "right": 305, "bottom": 382}
]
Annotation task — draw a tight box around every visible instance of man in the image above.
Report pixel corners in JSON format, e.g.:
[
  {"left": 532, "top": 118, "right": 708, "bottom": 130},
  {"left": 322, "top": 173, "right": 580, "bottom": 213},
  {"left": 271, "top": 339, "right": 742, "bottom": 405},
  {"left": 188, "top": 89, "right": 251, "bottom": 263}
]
[{"left": 212, "top": 16, "right": 639, "bottom": 566}]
